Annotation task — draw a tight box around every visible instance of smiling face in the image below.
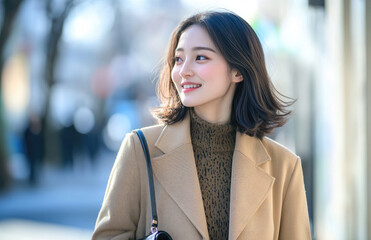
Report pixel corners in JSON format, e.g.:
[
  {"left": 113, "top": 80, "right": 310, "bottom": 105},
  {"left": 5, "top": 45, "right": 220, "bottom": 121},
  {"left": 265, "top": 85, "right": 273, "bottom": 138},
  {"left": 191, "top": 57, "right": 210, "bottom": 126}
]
[{"left": 171, "top": 24, "right": 243, "bottom": 123}]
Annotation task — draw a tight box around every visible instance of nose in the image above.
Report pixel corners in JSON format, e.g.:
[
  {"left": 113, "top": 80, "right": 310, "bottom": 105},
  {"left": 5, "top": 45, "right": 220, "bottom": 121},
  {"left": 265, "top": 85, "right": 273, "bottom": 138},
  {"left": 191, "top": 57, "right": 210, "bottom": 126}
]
[{"left": 179, "top": 60, "right": 194, "bottom": 78}]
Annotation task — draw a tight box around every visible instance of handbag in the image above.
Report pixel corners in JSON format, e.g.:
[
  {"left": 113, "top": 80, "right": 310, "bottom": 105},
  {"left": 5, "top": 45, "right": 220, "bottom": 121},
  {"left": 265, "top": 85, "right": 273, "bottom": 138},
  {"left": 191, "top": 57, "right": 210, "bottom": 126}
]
[{"left": 134, "top": 130, "right": 173, "bottom": 240}]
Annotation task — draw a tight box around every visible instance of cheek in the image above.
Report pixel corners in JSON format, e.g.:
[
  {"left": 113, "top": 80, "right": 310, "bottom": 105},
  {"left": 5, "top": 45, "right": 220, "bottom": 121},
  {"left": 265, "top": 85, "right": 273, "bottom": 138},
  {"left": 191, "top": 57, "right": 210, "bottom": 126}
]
[
  {"left": 198, "top": 63, "right": 227, "bottom": 80},
  {"left": 171, "top": 67, "right": 180, "bottom": 83},
  {"left": 171, "top": 68, "right": 182, "bottom": 95},
  {"left": 197, "top": 67, "right": 214, "bottom": 79}
]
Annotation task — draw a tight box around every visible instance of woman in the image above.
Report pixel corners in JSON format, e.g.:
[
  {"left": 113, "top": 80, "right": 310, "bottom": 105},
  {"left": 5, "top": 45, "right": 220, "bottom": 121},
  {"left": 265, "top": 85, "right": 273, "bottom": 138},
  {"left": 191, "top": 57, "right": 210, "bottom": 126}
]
[{"left": 92, "top": 11, "right": 311, "bottom": 240}]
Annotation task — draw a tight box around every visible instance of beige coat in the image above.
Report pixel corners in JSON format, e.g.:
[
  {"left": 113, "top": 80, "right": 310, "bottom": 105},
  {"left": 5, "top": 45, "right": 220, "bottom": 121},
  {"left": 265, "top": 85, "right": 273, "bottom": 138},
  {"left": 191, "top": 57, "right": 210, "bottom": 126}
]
[{"left": 92, "top": 114, "right": 311, "bottom": 240}]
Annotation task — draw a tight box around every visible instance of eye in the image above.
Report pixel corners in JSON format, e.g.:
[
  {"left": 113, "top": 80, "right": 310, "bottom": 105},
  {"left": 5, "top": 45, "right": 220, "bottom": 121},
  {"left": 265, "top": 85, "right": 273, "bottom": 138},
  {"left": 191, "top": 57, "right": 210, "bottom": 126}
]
[
  {"left": 173, "top": 56, "right": 183, "bottom": 64},
  {"left": 196, "top": 55, "right": 208, "bottom": 61}
]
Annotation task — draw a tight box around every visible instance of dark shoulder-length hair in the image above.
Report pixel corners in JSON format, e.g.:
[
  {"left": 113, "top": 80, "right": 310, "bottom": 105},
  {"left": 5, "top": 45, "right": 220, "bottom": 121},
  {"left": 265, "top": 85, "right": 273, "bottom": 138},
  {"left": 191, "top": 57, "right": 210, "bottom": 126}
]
[{"left": 153, "top": 10, "right": 293, "bottom": 139}]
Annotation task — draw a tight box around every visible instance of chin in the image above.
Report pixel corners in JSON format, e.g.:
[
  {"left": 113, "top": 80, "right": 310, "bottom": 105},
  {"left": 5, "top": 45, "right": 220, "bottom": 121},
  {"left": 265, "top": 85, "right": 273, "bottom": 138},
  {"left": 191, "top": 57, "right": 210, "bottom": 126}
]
[
  {"left": 180, "top": 97, "right": 200, "bottom": 106},
  {"left": 182, "top": 102, "right": 196, "bottom": 108},
  {"left": 181, "top": 97, "right": 211, "bottom": 108},
  {"left": 180, "top": 96, "right": 209, "bottom": 108},
  {"left": 180, "top": 100, "right": 198, "bottom": 108}
]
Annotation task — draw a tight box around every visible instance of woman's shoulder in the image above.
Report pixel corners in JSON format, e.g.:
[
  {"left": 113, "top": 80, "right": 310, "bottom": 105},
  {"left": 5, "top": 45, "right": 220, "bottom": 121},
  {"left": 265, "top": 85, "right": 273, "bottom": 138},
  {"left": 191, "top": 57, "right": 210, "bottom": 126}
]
[
  {"left": 119, "top": 124, "right": 165, "bottom": 150},
  {"left": 124, "top": 124, "right": 166, "bottom": 158},
  {"left": 135, "top": 124, "right": 165, "bottom": 143},
  {"left": 126, "top": 124, "right": 165, "bottom": 140},
  {"left": 260, "top": 136, "right": 299, "bottom": 167}
]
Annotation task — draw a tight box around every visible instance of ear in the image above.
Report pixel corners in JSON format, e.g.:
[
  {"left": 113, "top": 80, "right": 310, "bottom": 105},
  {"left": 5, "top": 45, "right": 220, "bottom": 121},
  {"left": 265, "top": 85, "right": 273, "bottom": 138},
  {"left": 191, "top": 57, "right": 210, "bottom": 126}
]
[{"left": 231, "top": 69, "right": 243, "bottom": 83}]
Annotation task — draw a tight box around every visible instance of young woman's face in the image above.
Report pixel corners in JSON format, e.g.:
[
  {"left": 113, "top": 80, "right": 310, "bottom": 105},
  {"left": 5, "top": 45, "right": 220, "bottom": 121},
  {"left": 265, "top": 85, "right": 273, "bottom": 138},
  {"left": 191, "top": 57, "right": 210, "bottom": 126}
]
[{"left": 171, "top": 24, "right": 242, "bottom": 122}]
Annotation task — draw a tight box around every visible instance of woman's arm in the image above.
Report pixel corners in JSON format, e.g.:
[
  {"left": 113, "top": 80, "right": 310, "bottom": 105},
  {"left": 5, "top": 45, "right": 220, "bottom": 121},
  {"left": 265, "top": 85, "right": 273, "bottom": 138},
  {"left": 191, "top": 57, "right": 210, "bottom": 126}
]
[
  {"left": 279, "top": 158, "right": 312, "bottom": 240},
  {"left": 92, "top": 133, "right": 141, "bottom": 240}
]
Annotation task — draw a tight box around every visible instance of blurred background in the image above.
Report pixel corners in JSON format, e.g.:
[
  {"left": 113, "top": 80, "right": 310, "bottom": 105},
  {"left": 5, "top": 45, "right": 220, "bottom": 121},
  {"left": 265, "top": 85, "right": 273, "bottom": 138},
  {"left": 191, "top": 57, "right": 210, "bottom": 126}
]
[{"left": 0, "top": 0, "right": 369, "bottom": 239}]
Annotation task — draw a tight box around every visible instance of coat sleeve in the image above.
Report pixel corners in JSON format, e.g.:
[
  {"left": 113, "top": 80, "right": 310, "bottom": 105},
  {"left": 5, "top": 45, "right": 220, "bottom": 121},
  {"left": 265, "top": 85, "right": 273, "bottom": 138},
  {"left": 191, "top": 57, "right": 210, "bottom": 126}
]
[
  {"left": 92, "top": 132, "right": 141, "bottom": 240},
  {"left": 279, "top": 158, "right": 311, "bottom": 240}
]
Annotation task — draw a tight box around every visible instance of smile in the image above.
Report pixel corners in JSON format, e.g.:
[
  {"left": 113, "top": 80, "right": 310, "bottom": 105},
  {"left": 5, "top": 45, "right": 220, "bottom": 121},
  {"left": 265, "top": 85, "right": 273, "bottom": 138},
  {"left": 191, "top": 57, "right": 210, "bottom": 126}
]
[{"left": 183, "top": 84, "right": 202, "bottom": 89}]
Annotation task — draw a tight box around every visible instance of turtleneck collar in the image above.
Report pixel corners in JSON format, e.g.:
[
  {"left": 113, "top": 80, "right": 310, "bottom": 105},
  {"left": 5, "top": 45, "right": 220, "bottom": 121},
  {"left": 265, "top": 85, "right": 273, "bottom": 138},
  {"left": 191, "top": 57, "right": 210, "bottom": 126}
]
[{"left": 190, "top": 108, "right": 236, "bottom": 152}]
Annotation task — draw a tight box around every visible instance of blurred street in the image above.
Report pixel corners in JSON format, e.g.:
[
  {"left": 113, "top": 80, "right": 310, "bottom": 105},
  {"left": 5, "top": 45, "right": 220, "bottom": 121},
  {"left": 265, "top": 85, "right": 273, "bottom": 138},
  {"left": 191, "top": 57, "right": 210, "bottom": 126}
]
[
  {"left": 0, "top": 149, "right": 115, "bottom": 239},
  {"left": 0, "top": 0, "right": 369, "bottom": 239}
]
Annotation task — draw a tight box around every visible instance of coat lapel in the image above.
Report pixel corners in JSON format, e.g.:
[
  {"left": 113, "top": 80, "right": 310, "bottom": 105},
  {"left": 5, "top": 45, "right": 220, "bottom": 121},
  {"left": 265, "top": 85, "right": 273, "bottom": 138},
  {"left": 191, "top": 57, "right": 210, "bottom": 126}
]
[
  {"left": 229, "top": 132, "right": 275, "bottom": 240},
  {"left": 151, "top": 114, "right": 209, "bottom": 240},
  {"left": 150, "top": 114, "right": 275, "bottom": 240}
]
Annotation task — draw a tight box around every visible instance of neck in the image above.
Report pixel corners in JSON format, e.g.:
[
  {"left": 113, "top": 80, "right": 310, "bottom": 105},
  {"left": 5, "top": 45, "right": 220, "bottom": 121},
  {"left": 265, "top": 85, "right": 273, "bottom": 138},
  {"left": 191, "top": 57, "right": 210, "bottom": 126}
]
[
  {"left": 193, "top": 106, "right": 231, "bottom": 124},
  {"left": 192, "top": 82, "right": 236, "bottom": 124}
]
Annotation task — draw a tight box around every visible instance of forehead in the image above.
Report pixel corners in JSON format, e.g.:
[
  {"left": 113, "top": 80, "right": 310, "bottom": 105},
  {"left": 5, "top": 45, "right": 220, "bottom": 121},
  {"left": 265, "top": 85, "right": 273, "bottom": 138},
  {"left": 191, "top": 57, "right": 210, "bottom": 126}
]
[{"left": 177, "top": 25, "right": 215, "bottom": 49}]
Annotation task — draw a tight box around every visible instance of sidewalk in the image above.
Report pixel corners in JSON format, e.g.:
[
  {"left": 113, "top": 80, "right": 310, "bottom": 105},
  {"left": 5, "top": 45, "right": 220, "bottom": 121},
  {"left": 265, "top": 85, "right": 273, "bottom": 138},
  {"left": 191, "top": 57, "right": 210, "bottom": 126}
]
[
  {"left": 0, "top": 219, "right": 92, "bottom": 240},
  {"left": 0, "top": 149, "right": 116, "bottom": 239}
]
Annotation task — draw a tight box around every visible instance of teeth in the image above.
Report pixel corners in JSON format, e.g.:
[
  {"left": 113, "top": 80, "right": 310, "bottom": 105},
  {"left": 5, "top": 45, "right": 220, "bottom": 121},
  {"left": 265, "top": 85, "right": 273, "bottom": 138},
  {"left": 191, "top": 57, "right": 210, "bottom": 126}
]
[{"left": 183, "top": 84, "right": 201, "bottom": 89}]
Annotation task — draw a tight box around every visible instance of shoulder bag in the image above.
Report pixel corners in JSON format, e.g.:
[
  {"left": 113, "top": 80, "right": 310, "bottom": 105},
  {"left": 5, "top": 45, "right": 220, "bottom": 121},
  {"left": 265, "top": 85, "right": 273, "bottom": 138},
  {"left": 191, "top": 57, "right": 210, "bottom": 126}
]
[{"left": 134, "top": 130, "right": 173, "bottom": 240}]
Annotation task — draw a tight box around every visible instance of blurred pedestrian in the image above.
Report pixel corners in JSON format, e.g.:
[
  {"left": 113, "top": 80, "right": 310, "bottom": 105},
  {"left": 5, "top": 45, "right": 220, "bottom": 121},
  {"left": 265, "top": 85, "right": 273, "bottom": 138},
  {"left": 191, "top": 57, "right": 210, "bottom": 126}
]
[
  {"left": 93, "top": 10, "right": 311, "bottom": 240},
  {"left": 23, "top": 114, "right": 44, "bottom": 184}
]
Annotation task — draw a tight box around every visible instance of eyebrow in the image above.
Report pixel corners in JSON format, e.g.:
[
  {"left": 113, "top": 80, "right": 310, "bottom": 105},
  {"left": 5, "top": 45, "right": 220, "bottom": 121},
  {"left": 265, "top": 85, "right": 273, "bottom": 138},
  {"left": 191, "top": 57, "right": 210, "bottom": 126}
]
[{"left": 175, "top": 46, "right": 216, "bottom": 53}]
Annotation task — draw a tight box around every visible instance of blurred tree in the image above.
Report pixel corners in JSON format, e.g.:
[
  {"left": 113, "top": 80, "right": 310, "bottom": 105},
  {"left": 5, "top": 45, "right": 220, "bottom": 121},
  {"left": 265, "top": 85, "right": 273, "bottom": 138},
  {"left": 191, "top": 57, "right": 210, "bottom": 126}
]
[
  {"left": 0, "top": 0, "right": 24, "bottom": 190},
  {"left": 42, "top": 0, "right": 77, "bottom": 164},
  {"left": 44, "top": 0, "right": 75, "bottom": 88}
]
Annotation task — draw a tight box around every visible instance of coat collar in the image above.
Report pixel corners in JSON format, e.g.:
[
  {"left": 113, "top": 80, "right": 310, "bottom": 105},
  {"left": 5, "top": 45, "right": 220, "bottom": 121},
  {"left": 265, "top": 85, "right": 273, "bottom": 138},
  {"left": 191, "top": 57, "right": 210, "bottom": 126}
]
[
  {"left": 154, "top": 113, "right": 192, "bottom": 153},
  {"left": 155, "top": 114, "right": 271, "bottom": 166},
  {"left": 152, "top": 113, "right": 275, "bottom": 240}
]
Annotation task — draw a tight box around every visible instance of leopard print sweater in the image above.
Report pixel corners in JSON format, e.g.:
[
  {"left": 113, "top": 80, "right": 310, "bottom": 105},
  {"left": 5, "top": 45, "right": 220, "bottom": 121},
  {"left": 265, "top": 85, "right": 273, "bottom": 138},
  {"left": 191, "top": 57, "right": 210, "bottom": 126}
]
[{"left": 190, "top": 109, "right": 236, "bottom": 240}]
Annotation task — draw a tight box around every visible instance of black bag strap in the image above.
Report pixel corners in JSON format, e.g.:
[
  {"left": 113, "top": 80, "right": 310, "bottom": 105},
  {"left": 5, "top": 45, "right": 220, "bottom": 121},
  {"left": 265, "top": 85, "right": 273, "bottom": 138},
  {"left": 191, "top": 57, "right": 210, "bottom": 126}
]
[{"left": 134, "top": 129, "right": 158, "bottom": 233}]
